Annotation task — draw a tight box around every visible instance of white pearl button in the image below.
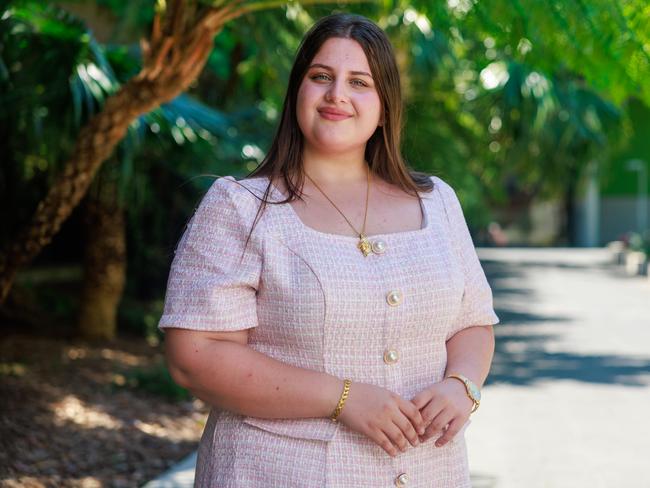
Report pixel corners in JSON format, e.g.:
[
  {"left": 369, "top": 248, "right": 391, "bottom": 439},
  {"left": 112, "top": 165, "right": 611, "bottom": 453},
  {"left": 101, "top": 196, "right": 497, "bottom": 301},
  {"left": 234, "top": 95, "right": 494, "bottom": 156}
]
[
  {"left": 371, "top": 239, "right": 387, "bottom": 254},
  {"left": 386, "top": 290, "right": 402, "bottom": 306},
  {"left": 395, "top": 472, "right": 409, "bottom": 486},
  {"left": 383, "top": 349, "right": 399, "bottom": 364}
]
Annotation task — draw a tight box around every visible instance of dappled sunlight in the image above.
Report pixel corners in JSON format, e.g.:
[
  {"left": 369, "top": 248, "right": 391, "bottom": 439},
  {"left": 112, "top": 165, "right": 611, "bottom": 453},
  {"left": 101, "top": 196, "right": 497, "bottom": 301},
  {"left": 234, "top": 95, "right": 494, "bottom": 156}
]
[
  {"left": 0, "top": 476, "right": 102, "bottom": 488},
  {"left": 134, "top": 414, "right": 205, "bottom": 443},
  {"left": 51, "top": 395, "right": 124, "bottom": 430},
  {"left": 62, "top": 345, "right": 157, "bottom": 368},
  {"left": 2, "top": 0, "right": 649, "bottom": 485},
  {"left": 0, "top": 333, "right": 207, "bottom": 486},
  {"left": 100, "top": 347, "right": 148, "bottom": 367},
  {"left": 470, "top": 248, "right": 650, "bottom": 486},
  {"left": 483, "top": 248, "right": 650, "bottom": 387}
]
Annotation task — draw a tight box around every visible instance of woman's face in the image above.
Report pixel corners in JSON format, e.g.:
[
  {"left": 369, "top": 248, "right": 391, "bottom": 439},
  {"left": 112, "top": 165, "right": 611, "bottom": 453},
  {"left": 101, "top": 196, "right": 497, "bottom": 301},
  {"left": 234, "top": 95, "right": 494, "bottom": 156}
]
[{"left": 296, "top": 37, "right": 382, "bottom": 155}]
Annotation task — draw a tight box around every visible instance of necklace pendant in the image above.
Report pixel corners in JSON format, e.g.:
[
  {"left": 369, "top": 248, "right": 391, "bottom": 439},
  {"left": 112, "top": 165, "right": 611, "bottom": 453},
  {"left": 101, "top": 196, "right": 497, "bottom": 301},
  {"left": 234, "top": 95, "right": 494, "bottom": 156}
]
[{"left": 357, "top": 234, "right": 372, "bottom": 257}]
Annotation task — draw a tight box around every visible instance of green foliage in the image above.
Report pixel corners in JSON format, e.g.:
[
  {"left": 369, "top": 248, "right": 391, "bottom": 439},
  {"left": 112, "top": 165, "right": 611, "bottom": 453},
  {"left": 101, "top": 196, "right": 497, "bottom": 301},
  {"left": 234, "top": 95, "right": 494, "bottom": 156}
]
[
  {"left": 0, "top": 362, "right": 28, "bottom": 377},
  {"left": 625, "top": 231, "right": 650, "bottom": 257},
  {"left": 0, "top": 1, "right": 125, "bottom": 243},
  {"left": 3, "top": 0, "right": 650, "bottom": 339},
  {"left": 0, "top": 0, "right": 269, "bottom": 316},
  {"left": 116, "top": 360, "right": 192, "bottom": 401},
  {"left": 95, "top": 0, "right": 155, "bottom": 37},
  {"left": 348, "top": 2, "right": 635, "bottom": 226},
  {"left": 117, "top": 297, "right": 164, "bottom": 343},
  {"left": 600, "top": 99, "right": 650, "bottom": 197},
  {"left": 417, "top": 0, "right": 650, "bottom": 107},
  {"left": 10, "top": 277, "right": 81, "bottom": 326}
]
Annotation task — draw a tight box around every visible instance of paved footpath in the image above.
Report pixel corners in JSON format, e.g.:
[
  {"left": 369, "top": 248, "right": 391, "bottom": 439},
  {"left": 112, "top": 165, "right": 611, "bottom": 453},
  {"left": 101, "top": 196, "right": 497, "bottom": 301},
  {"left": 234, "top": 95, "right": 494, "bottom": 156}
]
[
  {"left": 145, "top": 248, "right": 650, "bottom": 488},
  {"left": 467, "top": 248, "right": 650, "bottom": 488}
]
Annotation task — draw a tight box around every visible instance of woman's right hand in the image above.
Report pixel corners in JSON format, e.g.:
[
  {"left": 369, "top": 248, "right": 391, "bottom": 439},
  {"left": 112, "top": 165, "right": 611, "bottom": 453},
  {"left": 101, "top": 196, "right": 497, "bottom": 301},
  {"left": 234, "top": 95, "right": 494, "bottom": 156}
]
[{"left": 336, "top": 381, "right": 426, "bottom": 457}]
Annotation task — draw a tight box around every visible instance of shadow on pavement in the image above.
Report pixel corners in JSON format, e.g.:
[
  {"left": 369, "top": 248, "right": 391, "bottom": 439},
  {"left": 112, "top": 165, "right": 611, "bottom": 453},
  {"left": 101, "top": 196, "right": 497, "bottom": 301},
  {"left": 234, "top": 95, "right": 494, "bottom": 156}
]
[{"left": 481, "top": 257, "right": 650, "bottom": 388}]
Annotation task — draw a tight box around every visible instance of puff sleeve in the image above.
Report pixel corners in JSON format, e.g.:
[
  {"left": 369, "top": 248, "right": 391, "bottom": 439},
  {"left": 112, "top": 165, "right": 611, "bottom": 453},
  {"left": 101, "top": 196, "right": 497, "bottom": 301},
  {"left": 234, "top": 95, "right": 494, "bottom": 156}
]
[
  {"left": 158, "top": 176, "right": 263, "bottom": 332},
  {"left": 434, "top": 177, "right": 500, "bottom": 340}
]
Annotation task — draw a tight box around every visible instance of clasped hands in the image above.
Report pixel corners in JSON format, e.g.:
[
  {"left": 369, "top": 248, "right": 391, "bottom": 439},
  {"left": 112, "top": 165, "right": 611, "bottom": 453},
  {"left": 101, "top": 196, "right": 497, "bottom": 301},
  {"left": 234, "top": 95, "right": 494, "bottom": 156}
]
[{"left": 336, "top": 378, "right": 474, "bottom": 458}]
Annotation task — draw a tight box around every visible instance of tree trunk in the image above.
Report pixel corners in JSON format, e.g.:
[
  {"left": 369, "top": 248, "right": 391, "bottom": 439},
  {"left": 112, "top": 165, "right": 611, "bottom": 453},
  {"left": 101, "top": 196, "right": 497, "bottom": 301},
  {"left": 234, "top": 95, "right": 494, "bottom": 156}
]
[
  {"left": 77, "top": 170, "right": 126, "bottom": 341},
  {"left": 0, "top": 0, "right": 347, "bottom": 304},
  {"left": 0, "top": 1, "right": 224, "bottom": 304}
]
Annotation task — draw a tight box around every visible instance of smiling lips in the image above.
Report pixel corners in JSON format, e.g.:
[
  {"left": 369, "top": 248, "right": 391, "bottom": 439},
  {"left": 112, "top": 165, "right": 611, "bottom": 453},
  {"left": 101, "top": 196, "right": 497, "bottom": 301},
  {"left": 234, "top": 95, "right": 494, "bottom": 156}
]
[{"left": 318, "top": 107, "right": 352, "bottom": 121}]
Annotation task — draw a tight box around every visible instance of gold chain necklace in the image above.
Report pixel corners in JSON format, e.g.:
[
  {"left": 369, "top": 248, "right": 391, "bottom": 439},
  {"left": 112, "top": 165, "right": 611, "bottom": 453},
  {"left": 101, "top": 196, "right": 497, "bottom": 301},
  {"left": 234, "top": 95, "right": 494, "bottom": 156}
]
[{"left": 304, "top": 165, "right": 373, "bottom": 257}]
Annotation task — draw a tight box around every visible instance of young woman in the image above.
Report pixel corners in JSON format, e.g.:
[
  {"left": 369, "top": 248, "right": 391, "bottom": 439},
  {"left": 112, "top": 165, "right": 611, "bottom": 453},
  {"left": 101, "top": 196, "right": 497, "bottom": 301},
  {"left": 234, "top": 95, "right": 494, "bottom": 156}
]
[{"left": 159, "top": 12, "right": 499, "bottom": 487}]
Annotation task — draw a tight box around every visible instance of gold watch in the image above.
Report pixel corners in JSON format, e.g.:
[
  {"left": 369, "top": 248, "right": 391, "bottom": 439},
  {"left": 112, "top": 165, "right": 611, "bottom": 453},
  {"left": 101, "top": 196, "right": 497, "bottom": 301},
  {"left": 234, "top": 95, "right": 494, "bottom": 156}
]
[{"left": 446, "top": 373, "right": 481, "bottom": 413}]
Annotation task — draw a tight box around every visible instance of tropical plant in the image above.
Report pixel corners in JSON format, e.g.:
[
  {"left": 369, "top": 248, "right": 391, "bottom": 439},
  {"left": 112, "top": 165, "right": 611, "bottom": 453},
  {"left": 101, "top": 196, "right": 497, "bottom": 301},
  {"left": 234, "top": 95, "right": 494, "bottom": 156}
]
[
  {"left": 2, "top": 0, "right": 650, "bottom": 340},
  {"left": 0, "top": 1, "right": 270, "bottom": 339},
  {"left": 0, "top": 0, "right": 354, "bottom": 307}
]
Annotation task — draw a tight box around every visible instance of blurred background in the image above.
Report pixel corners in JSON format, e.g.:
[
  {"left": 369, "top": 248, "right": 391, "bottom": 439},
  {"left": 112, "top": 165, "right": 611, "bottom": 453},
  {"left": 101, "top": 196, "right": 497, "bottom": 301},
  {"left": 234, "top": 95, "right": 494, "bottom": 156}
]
[{"left": 0, "top": 1, "right": 648, "bottom": 487}]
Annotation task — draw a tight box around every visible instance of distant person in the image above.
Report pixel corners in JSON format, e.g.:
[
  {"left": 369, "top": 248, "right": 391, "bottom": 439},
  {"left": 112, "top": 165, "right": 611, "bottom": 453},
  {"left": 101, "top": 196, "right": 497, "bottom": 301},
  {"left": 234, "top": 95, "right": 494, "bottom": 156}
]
[
  {"left": 488, "top": 221, "right": 509, "bottom": 246},
  {"left": 159, "top": 13, "right": 499, "bottom": 487}
]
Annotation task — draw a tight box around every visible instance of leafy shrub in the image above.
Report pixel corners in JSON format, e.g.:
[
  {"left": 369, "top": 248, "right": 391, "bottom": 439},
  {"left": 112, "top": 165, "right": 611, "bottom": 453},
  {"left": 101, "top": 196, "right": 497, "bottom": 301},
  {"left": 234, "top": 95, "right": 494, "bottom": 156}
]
[{"left": 115, "top": 360, "right": 191, "bottom": 402}]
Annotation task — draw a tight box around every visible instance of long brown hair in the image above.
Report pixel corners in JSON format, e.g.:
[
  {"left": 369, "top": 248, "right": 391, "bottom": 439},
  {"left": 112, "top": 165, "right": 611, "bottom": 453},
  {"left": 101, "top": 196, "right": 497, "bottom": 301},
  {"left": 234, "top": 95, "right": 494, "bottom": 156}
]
[{"left": 236, "top": 13, "right": 434, "bottom": 248}]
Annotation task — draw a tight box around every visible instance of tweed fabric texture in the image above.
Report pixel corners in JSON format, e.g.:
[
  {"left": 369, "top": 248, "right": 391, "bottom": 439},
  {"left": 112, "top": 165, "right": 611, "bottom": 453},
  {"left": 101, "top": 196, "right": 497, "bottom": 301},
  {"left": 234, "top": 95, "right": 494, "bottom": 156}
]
[{"left": 159, "top": 174, "right": 500, "bottom": 487}]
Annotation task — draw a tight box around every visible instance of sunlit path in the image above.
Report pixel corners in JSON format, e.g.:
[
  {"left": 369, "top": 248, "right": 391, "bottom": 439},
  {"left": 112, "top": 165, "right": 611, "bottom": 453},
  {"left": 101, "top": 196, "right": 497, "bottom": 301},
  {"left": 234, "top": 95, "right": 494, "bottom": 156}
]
[{"left": 468, "top": 248, "right": 650, "bottom": 488}]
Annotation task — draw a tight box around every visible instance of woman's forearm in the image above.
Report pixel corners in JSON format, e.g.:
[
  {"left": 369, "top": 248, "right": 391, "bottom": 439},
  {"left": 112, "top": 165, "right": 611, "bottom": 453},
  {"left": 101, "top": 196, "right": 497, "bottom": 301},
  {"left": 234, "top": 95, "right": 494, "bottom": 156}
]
[
  {"left": 169, "top": 338, "right": 344, "bottom": 420},
  {"left": 444, "top": 325, "right": 495, "bottom": 387}
]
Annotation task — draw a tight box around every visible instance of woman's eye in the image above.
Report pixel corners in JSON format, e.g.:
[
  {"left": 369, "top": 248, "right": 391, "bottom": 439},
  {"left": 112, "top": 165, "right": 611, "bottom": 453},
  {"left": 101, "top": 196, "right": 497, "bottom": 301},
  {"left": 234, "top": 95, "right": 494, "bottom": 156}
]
[
  {"left": 311, "top": 73, "right": 331, "bottom": 81},
  {"left": 310, "top": 74, "right": 368, "bottom": 87}
]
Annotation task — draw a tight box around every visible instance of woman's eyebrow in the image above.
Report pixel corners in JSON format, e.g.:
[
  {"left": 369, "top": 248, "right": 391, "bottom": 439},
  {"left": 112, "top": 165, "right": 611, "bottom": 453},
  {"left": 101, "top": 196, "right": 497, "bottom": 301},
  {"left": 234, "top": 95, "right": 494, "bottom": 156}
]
[{"left": 308, "top": 63, "right": 373, "bottom": 78}]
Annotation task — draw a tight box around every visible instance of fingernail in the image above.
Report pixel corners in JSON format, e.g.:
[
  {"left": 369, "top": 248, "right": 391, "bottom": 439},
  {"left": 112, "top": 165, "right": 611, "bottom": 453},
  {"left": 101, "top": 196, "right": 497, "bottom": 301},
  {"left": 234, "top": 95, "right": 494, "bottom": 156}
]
[
  {"left": 418, "top": 427, "right": 425, "bottom": 435},
  {"left": 435, "top": 440, "right": 444, "bottom": 447}
]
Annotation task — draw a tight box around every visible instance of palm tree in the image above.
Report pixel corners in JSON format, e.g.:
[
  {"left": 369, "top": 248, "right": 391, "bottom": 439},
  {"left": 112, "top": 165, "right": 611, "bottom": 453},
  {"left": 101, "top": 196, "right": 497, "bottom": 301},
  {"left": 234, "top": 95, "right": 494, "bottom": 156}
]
[
  {"left": 0, "top": 0, "right": 348, "bottom": 304},
  {"left": 0, "top": 1, "right": 285, "bottom": 339}
]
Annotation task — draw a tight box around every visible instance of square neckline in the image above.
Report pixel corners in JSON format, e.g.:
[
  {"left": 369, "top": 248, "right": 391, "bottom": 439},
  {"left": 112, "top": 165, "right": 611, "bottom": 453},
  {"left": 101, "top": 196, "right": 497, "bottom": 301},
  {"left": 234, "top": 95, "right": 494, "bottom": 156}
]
[{"left": 265, "top": 176, "right": 432, "bottom": 241}]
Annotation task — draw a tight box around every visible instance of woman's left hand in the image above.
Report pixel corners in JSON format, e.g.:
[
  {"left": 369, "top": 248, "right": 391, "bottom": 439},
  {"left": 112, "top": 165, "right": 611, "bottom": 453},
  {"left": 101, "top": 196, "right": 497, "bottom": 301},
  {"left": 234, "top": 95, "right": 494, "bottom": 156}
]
[{"left": 410, "top": 378, "right": 474, "bottom": 447}]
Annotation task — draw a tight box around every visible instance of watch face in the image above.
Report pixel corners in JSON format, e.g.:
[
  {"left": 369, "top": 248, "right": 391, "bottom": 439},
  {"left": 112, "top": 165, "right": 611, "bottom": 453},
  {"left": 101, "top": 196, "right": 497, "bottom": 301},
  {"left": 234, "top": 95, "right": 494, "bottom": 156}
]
[{"left": 469, "top": 382, "right": 481, "bottom": 401}]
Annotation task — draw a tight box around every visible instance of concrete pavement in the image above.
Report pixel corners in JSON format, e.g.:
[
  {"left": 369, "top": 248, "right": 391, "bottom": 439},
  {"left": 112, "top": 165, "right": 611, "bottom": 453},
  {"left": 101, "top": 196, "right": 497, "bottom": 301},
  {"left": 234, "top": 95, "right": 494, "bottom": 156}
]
[
  {"left": 467, "top": 248, "right": 650, "bottom": 488},
  {"left": 142, "top": 452, "right": 196, "bottom": 488}
]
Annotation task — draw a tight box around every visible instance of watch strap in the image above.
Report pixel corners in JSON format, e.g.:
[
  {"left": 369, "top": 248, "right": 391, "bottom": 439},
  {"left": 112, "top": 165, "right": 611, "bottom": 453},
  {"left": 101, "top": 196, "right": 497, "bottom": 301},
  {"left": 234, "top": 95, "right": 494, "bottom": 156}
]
[{"left": 446, "top": 373, "right": 480, "bottom": 413}]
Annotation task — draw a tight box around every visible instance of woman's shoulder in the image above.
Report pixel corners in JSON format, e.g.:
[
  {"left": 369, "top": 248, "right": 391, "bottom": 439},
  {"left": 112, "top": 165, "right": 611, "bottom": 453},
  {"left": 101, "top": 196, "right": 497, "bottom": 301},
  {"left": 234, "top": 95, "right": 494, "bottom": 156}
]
[
  {"left": 422, "top": 174, "right": 467, "bottom": 223},
  {"left": 201, "top": 175, "right": 269, "bottom": 214},
  {"left": 425, "top": 174, "right": 468, "bottom": 227},
  {"left": 182, "top": 175, "right": 273, "bottom": 247},
  {"left": 419, "top": 174, "right": 457, "bottom": 202},
  {"left": 428, "top": 174, "right": 452, "bottom": 190}
]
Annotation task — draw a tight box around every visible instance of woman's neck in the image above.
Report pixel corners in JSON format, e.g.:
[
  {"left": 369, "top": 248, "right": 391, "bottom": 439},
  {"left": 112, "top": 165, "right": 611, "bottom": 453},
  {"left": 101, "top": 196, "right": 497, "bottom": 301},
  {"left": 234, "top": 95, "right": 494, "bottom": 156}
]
[{"left": 301, "top": 145, "right": 368, "bottom": 185}]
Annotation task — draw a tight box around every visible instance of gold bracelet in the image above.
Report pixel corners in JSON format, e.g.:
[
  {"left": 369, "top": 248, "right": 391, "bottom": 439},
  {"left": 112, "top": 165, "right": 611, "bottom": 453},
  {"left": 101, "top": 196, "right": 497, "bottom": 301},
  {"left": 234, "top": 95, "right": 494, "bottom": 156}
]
[{"left": 330, "top": 379, "right": 352, "bottom": 422}]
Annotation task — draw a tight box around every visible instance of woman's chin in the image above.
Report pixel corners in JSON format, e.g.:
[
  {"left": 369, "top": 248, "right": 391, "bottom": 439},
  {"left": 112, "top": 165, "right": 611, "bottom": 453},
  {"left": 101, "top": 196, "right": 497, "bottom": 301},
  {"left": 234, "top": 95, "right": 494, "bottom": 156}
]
[
  {"left": 311, "top": 142, "right": 361, "bottom": 155},
  {"left": 307, "top": 133, "right": 367, "bottom": 153}
]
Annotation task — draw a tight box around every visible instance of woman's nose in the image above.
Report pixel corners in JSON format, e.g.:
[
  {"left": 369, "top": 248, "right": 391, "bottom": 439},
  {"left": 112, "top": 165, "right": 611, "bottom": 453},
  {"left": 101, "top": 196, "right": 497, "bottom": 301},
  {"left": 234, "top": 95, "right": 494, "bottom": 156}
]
[{"left": 325, "top": 78, "right": 347, "bottom": 103}]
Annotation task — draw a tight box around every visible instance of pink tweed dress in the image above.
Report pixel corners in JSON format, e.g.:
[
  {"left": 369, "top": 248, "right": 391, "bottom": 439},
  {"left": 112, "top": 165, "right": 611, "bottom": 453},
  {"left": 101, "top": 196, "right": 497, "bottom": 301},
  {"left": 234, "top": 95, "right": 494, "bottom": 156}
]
[{"left": 158, "top": 174, "right": 500, "bottom": 487}]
